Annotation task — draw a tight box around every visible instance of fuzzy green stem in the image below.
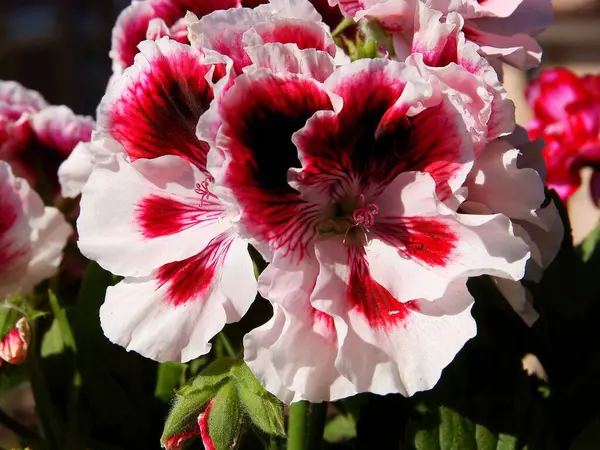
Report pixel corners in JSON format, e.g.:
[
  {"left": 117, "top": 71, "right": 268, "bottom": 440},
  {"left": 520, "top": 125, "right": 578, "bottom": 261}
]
[
  {"left": 287, "top": 401, "right": 309, "bottom": 450},
  {"left": 286, "top": 401, "right": 327, "bottom": 450}
]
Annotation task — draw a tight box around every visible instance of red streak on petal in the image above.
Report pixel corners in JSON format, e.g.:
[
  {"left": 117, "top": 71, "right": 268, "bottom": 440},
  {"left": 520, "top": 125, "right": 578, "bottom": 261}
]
[
  {"left": 348, "top": 252, "right": 418, "bottom": 330},
  {"left": 157, "top": 233, "right": 234, "bottom": 307},
  {"left": 136, "top": 194, "right": 223, "bottom": 239},
  {"left": 312, "top": 309, "right": 336, "bottom": 341},
  {"left": 109, "top": 48, "right": 215, "bottom": 169},
  {"left": 256, "top": 20, "right": 330, "bottom": 54},
  {"left": 221, "top": 75, "right": 332, "bottom": 255},
  {"left": 198, "top": 399, "right": 215, "bottom": 450},
  {"left": 375, "top": 217, "right": 457, "bottom": 267}
]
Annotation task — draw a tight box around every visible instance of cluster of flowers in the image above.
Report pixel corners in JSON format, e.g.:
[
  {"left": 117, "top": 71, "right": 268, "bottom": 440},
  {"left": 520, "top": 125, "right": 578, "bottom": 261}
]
[
  {"left": 526, "top": 68, "right": 600, "bottom": 203},
  {"left": 0, "top": 81, "right": 85, "bottom": 308},
  {"left": 2, "top": 0, "right": 562, "bottom": 409}
]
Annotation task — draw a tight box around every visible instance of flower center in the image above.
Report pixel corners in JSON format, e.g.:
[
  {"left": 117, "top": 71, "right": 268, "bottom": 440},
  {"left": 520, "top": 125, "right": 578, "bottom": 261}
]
[
  {"left": 194, "top": 177, "right": 218, "bottom": 206},
  {"left": 318, "top": 193, "right": 380, "bottom": 243}
]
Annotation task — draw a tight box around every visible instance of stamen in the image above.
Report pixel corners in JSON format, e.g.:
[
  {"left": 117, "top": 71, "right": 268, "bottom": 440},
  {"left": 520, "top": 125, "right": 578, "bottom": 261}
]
[
  {"left": 194, "top": 177, "right": 217, "bottom": 205},
  {"left": 342, "top": 194, "right": 380, "bottom": 244},
  {"left": 352, "top": 194, "right": 379, "bottom": 230}
]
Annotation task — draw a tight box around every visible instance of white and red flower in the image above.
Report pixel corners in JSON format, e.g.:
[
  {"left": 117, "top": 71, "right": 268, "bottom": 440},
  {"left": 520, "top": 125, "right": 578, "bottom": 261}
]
[
  {"left": 0, "top": 161, "right": 72, "bottom": 299},
  {"left": 77, "top": 37, "right": 257, "bottom": 362},
  {"left": 187, "top": 0, "right": 341, "bottom": 76},
  {"left": 110, "top": 0, "right": 239, "bottom": 74},
  {"left": 199, "top": 50, "right": 531, "bottom": 399},
  {"left": 0, "top": 80, "right": 94, "bottom": 194},
  {"left": 332, "top": 0, "right": 553, "bottom": 69},
  {"left": 111, "top": 0, "right": 345, "bottom": 75}
]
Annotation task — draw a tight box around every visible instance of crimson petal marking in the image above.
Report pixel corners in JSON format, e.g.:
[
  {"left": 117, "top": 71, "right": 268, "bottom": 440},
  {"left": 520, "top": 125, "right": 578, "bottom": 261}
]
[
  {"left": 219, "top": 71, "right": 333, "bottom": 255},
  {"left": 348, "top": 250, "right": 419, "bottom": 330},
  {"left": 373, "top": 216, "right": 458, "bottom": 267},
  {"left": 150, "top": 0, "right": 239, "bottom": 25},
  {"left": 136, "top": 194, "right": 224, "bottom": 239},
  {"left": 107, "top": 41, "right": 216, "bottom": 169},
  {"left": 295, "top": 65, "right": 410, "bottom": 192},
  {"left": 157, "top": 232, "right": 235, "bottom": 307},
  {"left": 404, "top": 102, "right": 472, "bottom": 198},
  {"left": 297, "top": 62, "right": 469, "bottom": 197},
  {"left": 251, "top": 19, "right": 335, "bottom": 56}
]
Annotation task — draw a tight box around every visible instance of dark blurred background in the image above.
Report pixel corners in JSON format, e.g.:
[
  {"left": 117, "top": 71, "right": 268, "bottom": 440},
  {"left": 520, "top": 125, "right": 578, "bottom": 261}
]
[{"left": 0, "top": 0, "right": 130, "bottom": 115}]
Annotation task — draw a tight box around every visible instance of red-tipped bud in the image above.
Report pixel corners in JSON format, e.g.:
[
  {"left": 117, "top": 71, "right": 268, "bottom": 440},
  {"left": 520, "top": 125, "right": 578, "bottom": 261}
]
[{"left": 0, "top": 318, "right": 30, "bottom": 365}]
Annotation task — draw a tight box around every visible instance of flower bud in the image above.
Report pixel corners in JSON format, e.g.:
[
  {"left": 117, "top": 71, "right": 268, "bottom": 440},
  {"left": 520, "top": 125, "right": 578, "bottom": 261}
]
[{"left": 0, "top": 318, "right": 30, "bottom": 365}]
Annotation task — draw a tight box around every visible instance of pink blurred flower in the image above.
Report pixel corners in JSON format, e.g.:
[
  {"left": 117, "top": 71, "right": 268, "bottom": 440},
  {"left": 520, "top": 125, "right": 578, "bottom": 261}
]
[
  {"left": 0, "top": 161, "right": 72, "bottom": 299},
  {"left": 526, "top": 68, "right": 600, "bottom": 202},
  {"left": 0, "top": 81, "right": 94, "bottom": 195}
]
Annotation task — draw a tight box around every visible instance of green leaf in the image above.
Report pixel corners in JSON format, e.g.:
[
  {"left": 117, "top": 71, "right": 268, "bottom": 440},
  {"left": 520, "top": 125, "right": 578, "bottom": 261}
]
[
  {"left": 408, "top": 406, "right": 515, "bottom": 450},
  {"left": 230, "top": 362, "right": 285, "bottom": 437},
  {"left": 0, "top": 304, "right": 19, "bottom": 337},
  {"left": 324, "top": 413, "right": 356, "bottom": 443},
  {"left": 48, "top": 290, "right": 76, "bottom": 352},
  {"left": 237, "top": 385, "right": 285, "bottom": 437},
  {"left": 230, "top": 361, "right": 264, "bottom": 394},
  {"left": 209, "top": 381, "right": 243, "bottom": 450},
  {"left": 161, "top": 389, "right": 215, "bottom": 444},
  {"left": 40, "top": 318, "right": 65, "bottom": 357},
  {"left": 155, "top": 362, "right": 187, "bottom": 403},
  {"left": 177, "top": 357, "right": 236, "bottom": 396},
  {"left": 578, "top": 219, "right": 600, "bottom": 262}
]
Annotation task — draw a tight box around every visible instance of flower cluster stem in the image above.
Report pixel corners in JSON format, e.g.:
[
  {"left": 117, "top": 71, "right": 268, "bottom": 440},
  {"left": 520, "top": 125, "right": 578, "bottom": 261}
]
[{"left": 287, "top": 401, "right": 327, "bottom": 450}]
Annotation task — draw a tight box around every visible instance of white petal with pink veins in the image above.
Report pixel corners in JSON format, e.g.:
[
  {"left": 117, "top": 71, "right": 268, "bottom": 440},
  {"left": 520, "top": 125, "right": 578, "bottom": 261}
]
[
  {"left": 0, "top": 162, "right": 71, "bottom": 298},
  {"left": 245, "top": 257, "right": 356, "bottom": 402},
  {"left": 30, "top": 106, "right": 94, "bottom": 156},
  {"left": 99, "top": 38, "right": 230, "bottom": 168},
  {"left": 100, "top": 236, "right": 256, "bottom": 362},
  {"left": 311, "top": 238, "right": 477, "bottom": 396},
  {"left": 78, "top": 154, "right": 231, "bottom": 278},
  {"left": 346, "top": 172, "right": 527, "bottom": 302}
]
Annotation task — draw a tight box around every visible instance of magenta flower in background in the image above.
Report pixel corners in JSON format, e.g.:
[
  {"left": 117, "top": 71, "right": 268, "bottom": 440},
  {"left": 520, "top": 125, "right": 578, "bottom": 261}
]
[{"left": 526, "top": 68, "right": 600, "bottom": 202}]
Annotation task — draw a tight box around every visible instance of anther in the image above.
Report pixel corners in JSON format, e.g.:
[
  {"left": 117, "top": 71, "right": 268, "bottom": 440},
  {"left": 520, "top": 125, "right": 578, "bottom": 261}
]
[{"left": 351, "top": 194, "right": 379, "bottom": 230}]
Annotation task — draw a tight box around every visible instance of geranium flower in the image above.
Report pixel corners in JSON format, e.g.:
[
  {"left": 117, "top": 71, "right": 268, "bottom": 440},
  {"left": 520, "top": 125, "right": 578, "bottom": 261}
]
[
  {"left": 0, "top": 161, "right": 72, "bottom": 299},
  {"left": 526, "top": 68, "right": 600, "bottom": 202},
  {"left": 61, "top": 0, "right": 345, "bottom": 199},
  {"left": 111, "top": 0, "right": 344, "bottom": 75},
  {"left": 200, "top": 48, "right": 530, "bottom": 399},
  {"left": 0, "top": 81, "right": 94, "bottom": 194},
  {"left": 331, "top": 0, "right": 553, "bottom": 69},
  {"left": 77, "top": 38, "right": 257, "bottom": 362}
]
